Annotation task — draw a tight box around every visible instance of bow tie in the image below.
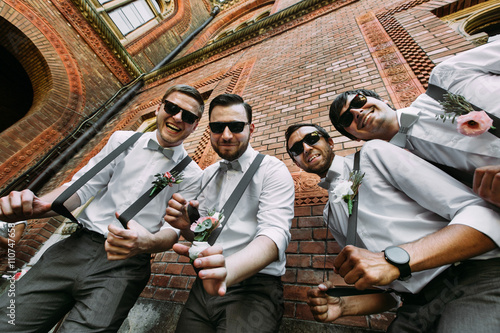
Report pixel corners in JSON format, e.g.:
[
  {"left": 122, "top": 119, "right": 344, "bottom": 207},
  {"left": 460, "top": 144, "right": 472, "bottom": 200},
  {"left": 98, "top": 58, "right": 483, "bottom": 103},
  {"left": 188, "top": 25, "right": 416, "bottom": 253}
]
[
  {"left": 318, "top": 168, "right": 339, "bottom": 190},
  {"left": 147, "top": 139, "right": 174, "bottom": 159},
  {"left": 389, "top": 112, "right": 419, "bottom": 149},
  {"left": 220, "top": 160, "right": 242, "bottom": 172}
]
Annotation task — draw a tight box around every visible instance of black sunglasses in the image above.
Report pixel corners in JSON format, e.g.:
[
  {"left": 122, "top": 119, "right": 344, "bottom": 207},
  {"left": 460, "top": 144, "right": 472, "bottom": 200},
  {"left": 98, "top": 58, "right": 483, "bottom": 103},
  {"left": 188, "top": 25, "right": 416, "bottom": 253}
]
[
  {"left": 209, "top": 121, "right": 248, "bottom": 134},
  {"left": 289, "top": 131, "right": 323, "bottom": 157},
  {"left": 163, "top": 100, "right": 199, "bottom": 125},
  {"left": 337, "top": 93, "right": 368, "bottom": 127}
]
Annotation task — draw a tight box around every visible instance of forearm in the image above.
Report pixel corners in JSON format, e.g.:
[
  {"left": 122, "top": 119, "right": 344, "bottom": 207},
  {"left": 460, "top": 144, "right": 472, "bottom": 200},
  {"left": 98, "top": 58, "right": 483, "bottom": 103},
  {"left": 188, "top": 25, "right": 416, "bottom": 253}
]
[
  {"left": 144, "top": 228, "right": 179, "bottom": 253},
  {"left": 341, "top": 293, "right": 397, "bottom": 317},
  {"left": 401, "top": 224, "right": 496, "bottom": 273},
  {"left": 225, "top": 235, "right": 279, "bottom": 287},
  {"left": 39, "top": 187, "right": 81, "bottom": 216}
]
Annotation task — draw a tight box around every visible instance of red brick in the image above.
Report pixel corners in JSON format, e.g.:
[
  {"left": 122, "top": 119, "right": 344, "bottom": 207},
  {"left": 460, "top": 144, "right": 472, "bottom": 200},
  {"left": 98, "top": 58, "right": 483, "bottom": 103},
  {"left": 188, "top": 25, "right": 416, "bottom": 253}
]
[
  {"left": 283, "top": 285, "right": 310, "bottom": 302},
  {"left": 168, "top": 276, "right": 190, "bottom": 289},
  {"left": 151, "top": 275, "right": 170, "bottom": 287},
  {"left": 286, "top": 254, "right": 311, "bottom": 268},
  {"left": 299, "top": 241, "right": 325, "bottom": 254}
]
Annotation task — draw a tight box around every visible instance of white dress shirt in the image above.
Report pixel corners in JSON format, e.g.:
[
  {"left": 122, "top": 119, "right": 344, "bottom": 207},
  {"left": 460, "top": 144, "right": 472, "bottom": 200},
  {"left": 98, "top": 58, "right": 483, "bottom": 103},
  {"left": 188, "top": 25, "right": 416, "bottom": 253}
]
[
  {"left": 197, "top": 145, "right": 294, "bottom": 277},
  {"left": 64, "top": 131, "right": 202, "bottom": 236},
  {"left": 321, "top": 140, "right": 500, "bottom": 293},
  {"left": 397, "top": 39, "right": 500, "bottom": 174}
]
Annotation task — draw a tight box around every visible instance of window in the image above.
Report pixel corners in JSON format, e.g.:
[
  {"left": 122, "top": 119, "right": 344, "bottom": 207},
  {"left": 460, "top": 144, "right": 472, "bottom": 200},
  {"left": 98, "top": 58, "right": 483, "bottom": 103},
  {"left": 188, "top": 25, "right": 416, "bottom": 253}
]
[{"left": 108, "top": 0, "right": 155, "bottom": 35}]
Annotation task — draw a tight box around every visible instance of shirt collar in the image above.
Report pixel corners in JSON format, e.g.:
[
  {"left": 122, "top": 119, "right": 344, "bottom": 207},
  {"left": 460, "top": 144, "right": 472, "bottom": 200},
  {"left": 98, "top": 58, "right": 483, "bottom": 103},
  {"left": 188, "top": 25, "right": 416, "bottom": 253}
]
[
  {"left": 143, "top": 131, "right": 185, "bottom": 162},
  {"left": 318, "top": 155, "right": 344, "bottom": 189},
  {"left": 220, "top": 145, "right": 256, "bottom": 173}
]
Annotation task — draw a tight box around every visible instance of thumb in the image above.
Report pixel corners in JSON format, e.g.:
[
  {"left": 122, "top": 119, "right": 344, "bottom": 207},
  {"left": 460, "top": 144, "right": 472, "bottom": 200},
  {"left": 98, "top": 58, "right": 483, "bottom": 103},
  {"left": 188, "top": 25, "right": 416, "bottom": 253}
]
[
  {"left": 218, "top": 283, "right": 227, "bottom": 297},
  {"left": 188, "top": 200, "right": 199, "bottom": 210}
]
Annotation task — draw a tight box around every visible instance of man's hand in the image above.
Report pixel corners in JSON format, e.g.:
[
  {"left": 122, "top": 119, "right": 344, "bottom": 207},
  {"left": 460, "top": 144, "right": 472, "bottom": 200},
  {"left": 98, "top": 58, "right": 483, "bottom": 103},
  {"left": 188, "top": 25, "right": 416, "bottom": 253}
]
[
  {"left": 105, "top": 214, "right": 154, "bottom": 260},
  {"left": 0, "top": 190, "right": 52, "bottom": 222},
  {"left": 165, "top": 193, "right": 198, "bottom": 230},
  {"left": 173, "top": 243, "right": 227, "bottom": 296},
  {"left": 334, "top": 246, "right": 400, "bottom": 289},
  {"left": 307, "top": 281, "right": 344, "bottom": 323},
  {"left": 474, "top": 165, "right": 500, "bottom": 207}
]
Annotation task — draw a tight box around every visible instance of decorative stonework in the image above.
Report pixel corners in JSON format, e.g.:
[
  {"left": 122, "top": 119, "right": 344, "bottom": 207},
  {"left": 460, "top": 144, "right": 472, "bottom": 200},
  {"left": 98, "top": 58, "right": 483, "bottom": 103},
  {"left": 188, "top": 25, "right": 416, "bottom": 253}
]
[
  {"left": 0, "top": 0, "right": 85, "bottom": 189},
  {"left": 291, "top": 172, "right": 328, "bottom": 206},
  {"left": 356, "top": 12, "right": 426, "bottom": 109},
  {"left": 53, "top": 0, "right": 133, "bottom": 84},
  {"left": 146, "top": 0, "right": 359, "bottom": 84}
]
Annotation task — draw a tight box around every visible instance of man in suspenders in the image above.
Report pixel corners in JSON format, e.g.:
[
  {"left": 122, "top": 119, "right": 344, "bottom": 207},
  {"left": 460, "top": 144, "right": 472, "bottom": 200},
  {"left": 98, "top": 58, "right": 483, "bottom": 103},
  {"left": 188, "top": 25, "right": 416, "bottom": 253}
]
[
  {"left": 0, "top": 84, "right": 204, "bottom": 332},
  {"left": 286, "top": 123, "right": 500, "bottom": 332},
  {"left": 166, "top": 94, "right": 295, "bottom": 332},
  {"left": 329, "top": 40, "right": 500, "bottom": 207}
]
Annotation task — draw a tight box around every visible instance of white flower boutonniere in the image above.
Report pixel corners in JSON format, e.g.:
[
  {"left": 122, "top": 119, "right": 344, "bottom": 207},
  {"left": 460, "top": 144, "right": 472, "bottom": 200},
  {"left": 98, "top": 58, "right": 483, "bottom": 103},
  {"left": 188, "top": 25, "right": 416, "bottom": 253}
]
[{"left": 332, "top": 170, "right": 365, "bottom": 216}]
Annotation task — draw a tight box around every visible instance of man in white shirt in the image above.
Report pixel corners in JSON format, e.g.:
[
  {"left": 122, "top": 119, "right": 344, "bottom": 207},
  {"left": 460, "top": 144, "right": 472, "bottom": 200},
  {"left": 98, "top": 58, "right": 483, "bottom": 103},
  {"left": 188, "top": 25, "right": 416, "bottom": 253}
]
[
  {"left": 285, "top": 123, "right": 500, "bottom": 332},
  {"left": 165, "top": 94, "right": 295, "bottom": 332},
  {"left": 0, "top": 84, "right": 204, "bottom": 332},
  {"left": 329, "top": 40, "right": 500, "bottom": 207}
]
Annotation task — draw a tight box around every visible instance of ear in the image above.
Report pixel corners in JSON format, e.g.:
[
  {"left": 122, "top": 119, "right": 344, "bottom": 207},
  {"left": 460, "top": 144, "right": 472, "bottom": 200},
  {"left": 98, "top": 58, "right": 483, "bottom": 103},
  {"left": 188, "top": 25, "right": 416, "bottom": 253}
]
[
  {"left": 248, "top": 123, "right": 255, "bottom": 137},
  {"left": 155, "top": 104, "right": 160, "bottom": 116},
  {"left": 327, "top": 137, "right": 335, "bottom": 149}
]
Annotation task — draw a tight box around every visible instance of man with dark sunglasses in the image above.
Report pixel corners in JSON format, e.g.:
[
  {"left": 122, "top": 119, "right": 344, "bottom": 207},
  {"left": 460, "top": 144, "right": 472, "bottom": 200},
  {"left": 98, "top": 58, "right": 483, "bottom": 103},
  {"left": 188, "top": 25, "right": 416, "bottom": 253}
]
[
  {"left": 165, "top": 93, "right": 295, "bottom": 332},
  {"left": 329, "top": 40, "right": 500, "bottom": 207},
  {"left": 285, "top": 123, "right": 500, "bottom": 332},
  {"left": 0, "top": 84, "right": 204, "bottom": 331}
]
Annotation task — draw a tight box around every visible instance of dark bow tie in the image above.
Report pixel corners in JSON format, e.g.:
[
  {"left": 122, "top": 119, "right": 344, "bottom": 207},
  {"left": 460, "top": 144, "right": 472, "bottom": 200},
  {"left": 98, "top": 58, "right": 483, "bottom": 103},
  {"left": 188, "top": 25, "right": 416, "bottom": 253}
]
[
  {"left": 147, "top": 139, "right": 174, "bottom": 159},
  {"left": 220, "top": 160, "right": 242, "bottom": 172},
  {"left": 390, "top": 112, "right": 419, "bottom": 149}
]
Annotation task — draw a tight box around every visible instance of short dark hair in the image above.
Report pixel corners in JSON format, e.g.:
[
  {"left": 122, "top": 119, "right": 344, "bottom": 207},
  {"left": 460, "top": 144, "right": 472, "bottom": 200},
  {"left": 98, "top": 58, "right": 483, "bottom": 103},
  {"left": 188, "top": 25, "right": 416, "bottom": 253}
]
[
  {"left": 162, "top": 84, "right": 205, "bottom": 115},
  {"left": 284, "top": 123, "right": 331, "bottom": 160},
  {"left": 208, "top": 94, "right": 252, "bottom": 123},
  {"left": 329, "top": 89, "right": 383, "bottom": 140}
]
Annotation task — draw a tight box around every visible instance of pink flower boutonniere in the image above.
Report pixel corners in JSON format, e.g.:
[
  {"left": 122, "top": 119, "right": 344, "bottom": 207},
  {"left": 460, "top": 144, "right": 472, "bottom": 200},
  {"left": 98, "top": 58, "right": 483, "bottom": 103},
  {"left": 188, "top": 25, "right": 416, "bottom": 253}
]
[
  {"left": 188, "top": 210, "right": 224, "bottom": 261},
  {"left": 150, "top": 171, "right": 183, "bottom": 196},
  {"left": 437, "top": 92, "right": 496, "bottom": 137},
  {"left": 332, "top": 170, "right": 364, "bottom": 216}
]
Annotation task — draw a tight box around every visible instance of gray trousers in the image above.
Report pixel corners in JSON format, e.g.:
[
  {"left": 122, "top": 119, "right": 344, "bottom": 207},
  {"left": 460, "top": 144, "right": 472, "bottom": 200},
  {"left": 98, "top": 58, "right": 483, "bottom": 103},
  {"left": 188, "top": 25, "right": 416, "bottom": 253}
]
[
  {"left": 389, "top": 258, "right": 500, "bottom": 333},
  {"left": 175, "top": 273, "right": 284, "bottom": 333},
  {"left": 0, "top": 229, "right": 151, "bottom": 333}
]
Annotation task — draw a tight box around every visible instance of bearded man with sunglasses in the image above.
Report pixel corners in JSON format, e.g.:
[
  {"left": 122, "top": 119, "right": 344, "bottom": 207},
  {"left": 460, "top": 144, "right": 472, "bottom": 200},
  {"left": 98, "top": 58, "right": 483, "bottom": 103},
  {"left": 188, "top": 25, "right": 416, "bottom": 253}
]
[
  {"left": 0, "top": 84, "right": 204, "bottom": 332},
  {"left": 330, "top": 40, "right": 500, "bottom": 207},
  {"left": 285, "top": 123, "right": 500, "bottom": 332},
  {"left": 165, "top": 94, "right": 294, "bottom": 332}
]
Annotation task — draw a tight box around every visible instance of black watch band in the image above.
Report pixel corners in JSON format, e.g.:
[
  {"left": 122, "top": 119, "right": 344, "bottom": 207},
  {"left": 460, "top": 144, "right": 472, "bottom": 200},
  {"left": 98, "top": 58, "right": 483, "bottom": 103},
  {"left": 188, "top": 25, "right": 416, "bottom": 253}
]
[{"left": 383, "top": 246, "right": 412, "bottom": 281}]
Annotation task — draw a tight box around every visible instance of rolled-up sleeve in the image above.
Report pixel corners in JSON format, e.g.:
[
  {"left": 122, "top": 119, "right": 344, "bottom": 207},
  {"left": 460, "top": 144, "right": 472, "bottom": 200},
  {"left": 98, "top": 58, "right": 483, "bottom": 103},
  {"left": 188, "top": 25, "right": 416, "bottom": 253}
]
[{"left": 255, "top": 158, "right": 295, "bottom": 262}]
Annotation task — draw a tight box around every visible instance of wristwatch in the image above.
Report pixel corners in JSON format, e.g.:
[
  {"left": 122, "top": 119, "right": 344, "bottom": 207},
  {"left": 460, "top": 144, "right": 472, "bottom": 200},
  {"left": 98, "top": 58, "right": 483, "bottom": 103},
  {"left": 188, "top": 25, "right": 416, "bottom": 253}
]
[{"left": 383, "top": 246, "right": 412, "bottom": 281}]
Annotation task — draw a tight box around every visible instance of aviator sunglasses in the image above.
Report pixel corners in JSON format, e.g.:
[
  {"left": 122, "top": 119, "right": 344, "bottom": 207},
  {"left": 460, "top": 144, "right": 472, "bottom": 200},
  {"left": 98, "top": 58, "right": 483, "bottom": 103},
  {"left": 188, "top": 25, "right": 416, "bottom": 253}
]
[
  {"left": 289, "top": 131, "right": 323, "bottom": 157},
  {"left": 163, "top": 100, "right": 199, "bottom": 124},
  {"left": 338, "top": 93, "right": 368, "bottom": 127},
  {"left": 209, "top": 121, "right": 248, "bottom": 134}
]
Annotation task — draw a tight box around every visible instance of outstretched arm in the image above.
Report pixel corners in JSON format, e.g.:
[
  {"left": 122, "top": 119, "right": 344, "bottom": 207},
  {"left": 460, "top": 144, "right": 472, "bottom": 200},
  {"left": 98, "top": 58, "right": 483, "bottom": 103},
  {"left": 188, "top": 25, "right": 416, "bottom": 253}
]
[
  {"left": 307, "top": 280, "right": 397, "bottom": 322},
  {"left": 173, "top": 235, "right": 278, "bottom": 296},
  {"left": 0, "top": 187, "right": 81, "bottom": 222},
  {"left": 334, "top": 224, "right": 496, "bottom": 289}
]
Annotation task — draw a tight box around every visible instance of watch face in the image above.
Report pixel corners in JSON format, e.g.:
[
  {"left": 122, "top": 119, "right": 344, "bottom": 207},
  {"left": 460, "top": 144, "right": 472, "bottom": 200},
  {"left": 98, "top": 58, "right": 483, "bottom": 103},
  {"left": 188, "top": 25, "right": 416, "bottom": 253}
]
[{"left": 385, "top": 246, "right": 410, "bottom": 265}]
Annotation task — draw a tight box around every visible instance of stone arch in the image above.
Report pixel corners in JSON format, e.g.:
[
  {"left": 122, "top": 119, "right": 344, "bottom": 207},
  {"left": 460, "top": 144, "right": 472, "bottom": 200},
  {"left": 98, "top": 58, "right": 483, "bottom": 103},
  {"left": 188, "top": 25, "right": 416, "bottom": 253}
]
[
  {"left": 0, "top": 0, "right": 84, "bottom": 189},
  {"left": 462, "top": 2, "right": 500, "bottom": 42}
]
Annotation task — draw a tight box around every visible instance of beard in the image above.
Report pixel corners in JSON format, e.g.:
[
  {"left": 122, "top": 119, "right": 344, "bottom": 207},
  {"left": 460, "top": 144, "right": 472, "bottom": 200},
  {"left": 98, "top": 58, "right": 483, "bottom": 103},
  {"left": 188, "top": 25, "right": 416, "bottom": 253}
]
[{"left": 212, "top": 139, "right": 249, "bottom": 161}]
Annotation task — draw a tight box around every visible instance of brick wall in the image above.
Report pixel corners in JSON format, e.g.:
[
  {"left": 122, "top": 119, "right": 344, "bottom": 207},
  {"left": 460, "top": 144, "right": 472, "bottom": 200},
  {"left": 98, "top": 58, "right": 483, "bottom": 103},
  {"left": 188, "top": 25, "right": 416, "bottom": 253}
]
[{"left": 0, "top": 0, "right": 482, "bottom": 331}]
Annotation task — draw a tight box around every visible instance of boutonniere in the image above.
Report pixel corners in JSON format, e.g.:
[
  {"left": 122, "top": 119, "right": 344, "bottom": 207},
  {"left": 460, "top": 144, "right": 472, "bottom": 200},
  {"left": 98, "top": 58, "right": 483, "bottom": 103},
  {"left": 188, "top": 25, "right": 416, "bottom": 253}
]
[
  {"left": 188, "top": 210, "right": 224, "bottom": 261},
  {"left": 150, "top": 171, "right": 183, "bottom": 196},
  {"left": 332, "top": 171, "right": 365, "bottom": 216},
  {"left": 436, "top": 92, "right": 495, "bottom": 137}
]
